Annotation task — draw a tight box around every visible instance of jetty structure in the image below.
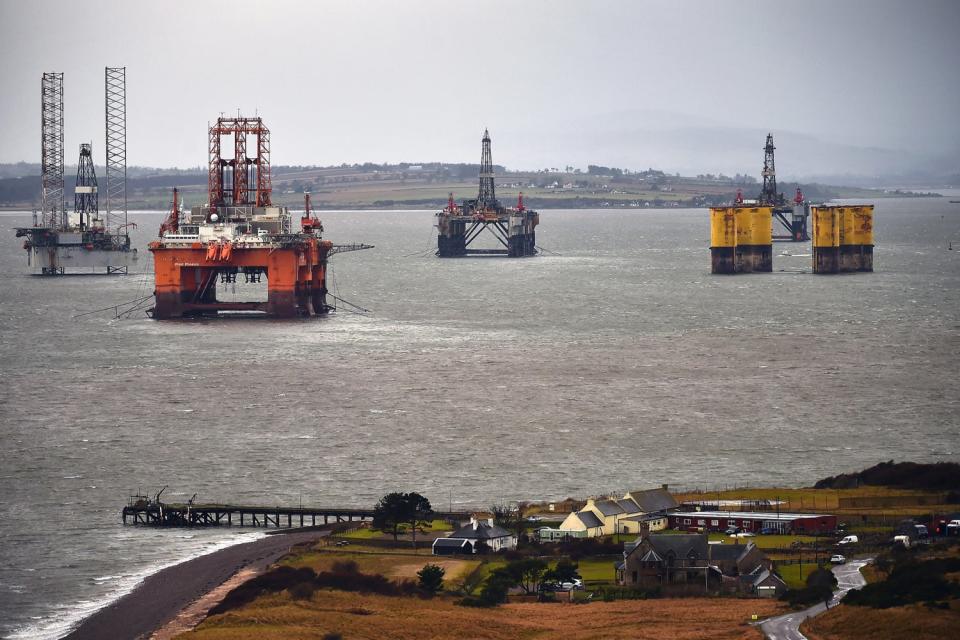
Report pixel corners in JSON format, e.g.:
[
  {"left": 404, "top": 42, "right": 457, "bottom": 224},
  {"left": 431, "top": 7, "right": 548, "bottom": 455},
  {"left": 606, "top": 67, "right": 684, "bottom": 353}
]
[
  {"left": 122, "top": 489, "right": 471, "bottom": 528},
  {"left": 435, "top": 129, "right": 539, "bottom": 257},
  {"left": 148, "top": 116, "right": 372, "bottom": 319},
  {"left": 15, "top": 69, "right": 136, "bottom": 274}
]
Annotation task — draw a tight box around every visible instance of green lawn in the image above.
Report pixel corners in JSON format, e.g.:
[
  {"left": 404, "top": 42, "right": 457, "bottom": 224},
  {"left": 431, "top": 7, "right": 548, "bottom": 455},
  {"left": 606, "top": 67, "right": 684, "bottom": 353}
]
[
  {"left": 776, "top": 561, "right": 826, "bottom": 590},
  {"left": 342, "top": 518, "right": 453, "bottom": 540},
  {"left": 707, "top": 532, "right": 821, "bottom": 550},
  {"left": 575, "top": 558, "right": 619, "bottom": 583}
]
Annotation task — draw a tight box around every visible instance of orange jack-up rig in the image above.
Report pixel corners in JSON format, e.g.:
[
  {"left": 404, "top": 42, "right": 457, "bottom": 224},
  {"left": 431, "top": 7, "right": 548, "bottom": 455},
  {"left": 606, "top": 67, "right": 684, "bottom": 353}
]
[{"left": 148, "top": 116, "right": 372, "bottom": 319}]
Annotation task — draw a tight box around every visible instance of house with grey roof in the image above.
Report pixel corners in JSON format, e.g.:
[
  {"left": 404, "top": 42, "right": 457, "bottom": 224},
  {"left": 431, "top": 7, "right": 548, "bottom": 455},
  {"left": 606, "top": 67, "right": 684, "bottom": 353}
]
[
  {"left": 617, "top": 532, "right": 784, "bottom": 596},
  {"left": 432, "top": 516, "right": 516, "bottom": 555},
  {"left": 557, "top": 487, "right": 679, "bottom": 539}
]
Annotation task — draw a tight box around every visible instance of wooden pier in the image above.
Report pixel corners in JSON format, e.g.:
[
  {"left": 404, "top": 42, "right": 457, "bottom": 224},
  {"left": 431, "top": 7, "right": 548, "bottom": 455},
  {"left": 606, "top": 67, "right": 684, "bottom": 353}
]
[{"left": 122, "top": 499, "right": 470, "bottom": 529}]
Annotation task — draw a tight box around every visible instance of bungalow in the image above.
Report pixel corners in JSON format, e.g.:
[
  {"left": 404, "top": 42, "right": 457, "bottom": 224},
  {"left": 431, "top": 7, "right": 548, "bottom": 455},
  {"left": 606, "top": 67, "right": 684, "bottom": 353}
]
[
  {"left": 556, "top": 508, "right": 605, "bottom": 538},
  {"left": 432, "top": 516, "right": 516, "bottom": 555}
]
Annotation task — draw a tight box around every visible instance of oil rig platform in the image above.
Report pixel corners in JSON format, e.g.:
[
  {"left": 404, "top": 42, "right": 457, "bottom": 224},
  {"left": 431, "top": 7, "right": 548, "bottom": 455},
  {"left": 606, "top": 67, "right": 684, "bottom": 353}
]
[
  {"left": 148, "top": 116, "right": 372, "bottom": 319},
  {"left": 15, "top": 70, "right": 136, "bottom": 274},
  {"left": 436, "top": 129, "right": 539, "bottom": 257}
]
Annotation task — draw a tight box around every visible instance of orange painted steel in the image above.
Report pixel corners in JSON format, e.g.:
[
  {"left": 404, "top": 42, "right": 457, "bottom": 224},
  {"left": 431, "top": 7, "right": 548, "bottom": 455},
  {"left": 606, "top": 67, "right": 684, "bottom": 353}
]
[{"left": 148, "top": 237, "right": 332, "bottom": 318}]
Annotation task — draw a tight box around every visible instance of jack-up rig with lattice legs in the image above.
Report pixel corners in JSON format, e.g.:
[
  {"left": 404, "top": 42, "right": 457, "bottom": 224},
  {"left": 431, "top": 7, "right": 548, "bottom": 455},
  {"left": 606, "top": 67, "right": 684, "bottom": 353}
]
[
  {"left": 15, "top": 69, "right": 137, "bottom": 274},
  {"left": 147, "top": 116, "right": 372, "bottom": 319},
  {"left": 436, "top": 129, "right": 539, "bottom": 257}
]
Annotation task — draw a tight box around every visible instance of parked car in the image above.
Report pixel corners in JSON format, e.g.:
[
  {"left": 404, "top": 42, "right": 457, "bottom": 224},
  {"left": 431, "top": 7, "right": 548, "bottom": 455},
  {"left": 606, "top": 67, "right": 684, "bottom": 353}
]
[
  {"left": 725, "top": 527, "right": 740, "bottom": 535},
  {"left": 946, "top": 520, "right": 960, "bottom": 536},
  {"left": 893, "top": 535, "right": 911, "bottom": 548},
  {"left": 830, "top": 554, "right": 846, "bottom": 564},
  {"left": 838, "top": 535, "right": 859, "bottom": 545},
  {"left": 759, "top": 527, "right": 777, "bottom": 535}
]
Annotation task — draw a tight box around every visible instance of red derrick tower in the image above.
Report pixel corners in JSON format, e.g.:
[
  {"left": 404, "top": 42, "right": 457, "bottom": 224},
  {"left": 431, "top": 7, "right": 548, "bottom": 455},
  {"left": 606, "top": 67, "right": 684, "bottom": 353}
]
[{"left": 208, "top": 116, "right": 272, "bottom": 214}]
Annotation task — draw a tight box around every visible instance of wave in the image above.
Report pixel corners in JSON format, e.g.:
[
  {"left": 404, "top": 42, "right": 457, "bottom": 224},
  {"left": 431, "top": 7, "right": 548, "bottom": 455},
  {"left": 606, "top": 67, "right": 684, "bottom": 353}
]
[{"left": 6, "top": 531, "right": 266, "bottom": 640}]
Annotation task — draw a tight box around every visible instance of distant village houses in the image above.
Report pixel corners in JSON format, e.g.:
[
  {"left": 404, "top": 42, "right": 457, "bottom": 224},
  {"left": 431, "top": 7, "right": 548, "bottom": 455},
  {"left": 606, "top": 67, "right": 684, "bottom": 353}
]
[{"left": 543, "top": 486, "right": 679, "bottom": 541}]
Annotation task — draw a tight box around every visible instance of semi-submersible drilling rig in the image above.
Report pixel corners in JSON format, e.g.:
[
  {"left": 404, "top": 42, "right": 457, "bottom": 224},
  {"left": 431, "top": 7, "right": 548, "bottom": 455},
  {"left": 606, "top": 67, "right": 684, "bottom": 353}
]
[
  {"left": 15, "top": 70, "right": 136, "bottom": 274},
  {"left": 436, "top": 129, "right": 539, "bottom": 257},
  {"left": 148, "top": 116, "right": 371, "bottom": 319}
]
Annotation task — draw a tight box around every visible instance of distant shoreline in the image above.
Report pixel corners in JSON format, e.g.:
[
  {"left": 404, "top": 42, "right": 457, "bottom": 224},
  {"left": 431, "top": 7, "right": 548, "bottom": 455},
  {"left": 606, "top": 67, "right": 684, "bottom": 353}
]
[{"left": 0, "top": 190, "right": 944, "bottom": 214}]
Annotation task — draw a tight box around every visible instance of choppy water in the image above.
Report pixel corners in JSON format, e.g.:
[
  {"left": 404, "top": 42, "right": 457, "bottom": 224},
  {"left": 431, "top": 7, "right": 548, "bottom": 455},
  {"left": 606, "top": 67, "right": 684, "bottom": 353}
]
[{"left": 1, "top": 200, "right": 958, "bottom": 638}]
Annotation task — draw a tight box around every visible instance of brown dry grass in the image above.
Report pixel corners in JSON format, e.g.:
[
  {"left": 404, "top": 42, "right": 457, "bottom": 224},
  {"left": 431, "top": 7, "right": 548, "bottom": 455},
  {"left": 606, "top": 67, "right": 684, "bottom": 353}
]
[
  {"left": 183, "top": 591, "right": 782, "bottom": 640},
  {"left": 801, "top": 603, "right": 960, "bottom": 640},
  {"left": 280, "top": 550, "right": 478, "bottom": 585}
]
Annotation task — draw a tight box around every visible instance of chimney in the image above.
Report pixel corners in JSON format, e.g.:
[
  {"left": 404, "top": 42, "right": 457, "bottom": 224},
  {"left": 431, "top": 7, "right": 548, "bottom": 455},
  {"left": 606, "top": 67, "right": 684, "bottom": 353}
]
[
  {"left": 487, "top": 517, "right": 494, "bottom": 528},
  {"left": 470, "top": 516, "right": 478, "bottom": 530},
  {"left": 662, "top": 484, "right": 669, "bottom": 492}
]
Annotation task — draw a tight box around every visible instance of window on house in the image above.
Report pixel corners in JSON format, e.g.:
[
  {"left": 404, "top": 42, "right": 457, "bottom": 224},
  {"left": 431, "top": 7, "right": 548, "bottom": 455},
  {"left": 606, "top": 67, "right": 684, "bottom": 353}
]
[
  {"left": 711, "top": 519, "right": 719, "bottom": 526},
  {"left": 684, "top": 518, "right": 691, "bottom": 525},
  {"left": 697, "top": 519, "right": 705, "bottom": 526}
]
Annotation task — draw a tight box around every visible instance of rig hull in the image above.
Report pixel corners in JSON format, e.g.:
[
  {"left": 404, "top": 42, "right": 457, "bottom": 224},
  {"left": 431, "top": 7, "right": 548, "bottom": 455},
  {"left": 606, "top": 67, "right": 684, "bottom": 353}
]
[
  {"left": 16, "top": 227, "right": 135, "bottom": 275},
  {"left": 149, "top": 238, "right": 331, "bottom": 319}
]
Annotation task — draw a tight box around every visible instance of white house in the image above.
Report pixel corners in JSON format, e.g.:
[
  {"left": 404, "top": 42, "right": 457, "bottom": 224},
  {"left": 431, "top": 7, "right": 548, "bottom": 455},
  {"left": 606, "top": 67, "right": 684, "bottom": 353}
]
[{"left": 432, "top": 516, "right": 516, "bottom": 555}]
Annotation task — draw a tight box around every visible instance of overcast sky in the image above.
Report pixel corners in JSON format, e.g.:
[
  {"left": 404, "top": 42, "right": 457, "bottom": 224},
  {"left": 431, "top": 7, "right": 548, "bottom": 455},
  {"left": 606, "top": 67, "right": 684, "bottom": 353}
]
[{"left": 1, "top": 0, "right": 957, "bottom": 177}]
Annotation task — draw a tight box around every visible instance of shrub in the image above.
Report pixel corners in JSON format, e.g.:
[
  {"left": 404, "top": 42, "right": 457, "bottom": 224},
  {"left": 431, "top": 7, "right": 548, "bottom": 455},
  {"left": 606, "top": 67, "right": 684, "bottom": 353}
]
[
  {"left": 781, "top": 584, "right": 833, "bottom": 608},
  {"left": 330, "top": 560, "right": 359, "bottom": 574},
  {"left": 478, "top": 575, "right": 511, "bottom": 605},
  {"left": 845, "top": 557, "right": 960, "bottom": 608},
  {"left": 806, "top": 567, "right": 838, "bottom": 590},
  {"left": 417, "top": 564, "right": 445, "bottom": 595},
  {"left": 289, "top": 581, "right": 316, "bottom": 601},
  {"left": 209, "top": 566, "right": 317, "bottom": 615}
]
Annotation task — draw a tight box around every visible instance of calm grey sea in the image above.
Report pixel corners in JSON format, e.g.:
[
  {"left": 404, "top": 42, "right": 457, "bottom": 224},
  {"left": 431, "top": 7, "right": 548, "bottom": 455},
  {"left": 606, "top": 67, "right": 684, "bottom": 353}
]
[{"left": 1, "top": 199, "right": 958, "bottom": 638}]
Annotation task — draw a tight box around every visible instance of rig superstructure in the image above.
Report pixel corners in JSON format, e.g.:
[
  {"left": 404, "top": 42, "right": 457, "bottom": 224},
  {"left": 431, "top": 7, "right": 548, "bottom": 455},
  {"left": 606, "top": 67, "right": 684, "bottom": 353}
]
[
  {"left": 15, "top": 69, "right": 136, "bottom": 274},
  {"left": 436, "top": 129, "right": 539, "bottom": 257},
  {"left": 147, "top": 116, "right": 372, "bottom": 319},
  {"left": 756, "top": 133, "right": 809, "bottom": 242}
]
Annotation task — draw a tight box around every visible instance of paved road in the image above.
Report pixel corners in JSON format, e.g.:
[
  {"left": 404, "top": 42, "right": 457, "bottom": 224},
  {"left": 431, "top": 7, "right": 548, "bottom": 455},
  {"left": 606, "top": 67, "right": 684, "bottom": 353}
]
[{"left": 760, "top": 557, "right": 872, "bottom": 640}]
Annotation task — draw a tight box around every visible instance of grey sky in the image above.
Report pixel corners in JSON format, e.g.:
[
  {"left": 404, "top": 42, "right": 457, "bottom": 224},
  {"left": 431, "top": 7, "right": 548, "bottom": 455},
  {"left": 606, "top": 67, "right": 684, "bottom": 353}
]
[{"left": 1, "top": 0, "right": 957, "bottom": 178}]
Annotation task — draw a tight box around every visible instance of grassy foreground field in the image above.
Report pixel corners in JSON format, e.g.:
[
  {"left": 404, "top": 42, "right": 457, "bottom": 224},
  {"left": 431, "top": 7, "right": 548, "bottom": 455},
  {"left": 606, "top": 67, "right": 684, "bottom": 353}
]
[
  {"left": 184, "top": 590, "right": 783, "bottom": 640},
  {"left": 801, "top": 603, "right": 960, "bottom": 640}
]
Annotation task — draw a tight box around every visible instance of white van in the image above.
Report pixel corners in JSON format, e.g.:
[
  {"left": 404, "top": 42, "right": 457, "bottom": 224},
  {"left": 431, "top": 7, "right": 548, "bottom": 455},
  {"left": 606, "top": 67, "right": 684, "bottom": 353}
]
[{"left": 838, "top": 535, "right": 859, "bottom": 545}]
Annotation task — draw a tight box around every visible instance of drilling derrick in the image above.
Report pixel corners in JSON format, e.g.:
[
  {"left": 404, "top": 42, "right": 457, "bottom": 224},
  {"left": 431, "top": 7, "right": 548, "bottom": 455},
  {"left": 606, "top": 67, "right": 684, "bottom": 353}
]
[
  {"left": 208, "top": 116, "right": 272, "bottom": 215},
  {"left": 74, "top": 144, "right": 98, "bottom": 231},
  {"left": 435, "top": 129, "right": 539, "bottom": 257},
  {"left": 477, "top": 128, "right": 497, "bottom": 208},
  {"left": 754, "top": 133, "right": 809, "bottom": 242},
  {"left": 41, "top": 73, "right": 65, "bottom": 230},
  {"left": 148, "top": 115, "right": 372, "bottom": 319},
  {"left": 760, "top": 133, "right": 779, "bottom": 206}
]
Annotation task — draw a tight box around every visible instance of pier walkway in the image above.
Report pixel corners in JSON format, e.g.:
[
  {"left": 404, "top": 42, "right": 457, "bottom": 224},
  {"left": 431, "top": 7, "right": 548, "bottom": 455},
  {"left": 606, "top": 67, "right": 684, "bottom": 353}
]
[{"left": 122, "top": 501, "right": 471, "bottom": 529}]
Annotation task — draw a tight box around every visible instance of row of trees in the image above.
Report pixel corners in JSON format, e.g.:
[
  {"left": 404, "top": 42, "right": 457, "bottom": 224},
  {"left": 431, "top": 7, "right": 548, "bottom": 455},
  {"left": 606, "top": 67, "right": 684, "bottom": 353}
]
[{"left": 371, "top": 492, "right": 433, "bottom": 548}]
